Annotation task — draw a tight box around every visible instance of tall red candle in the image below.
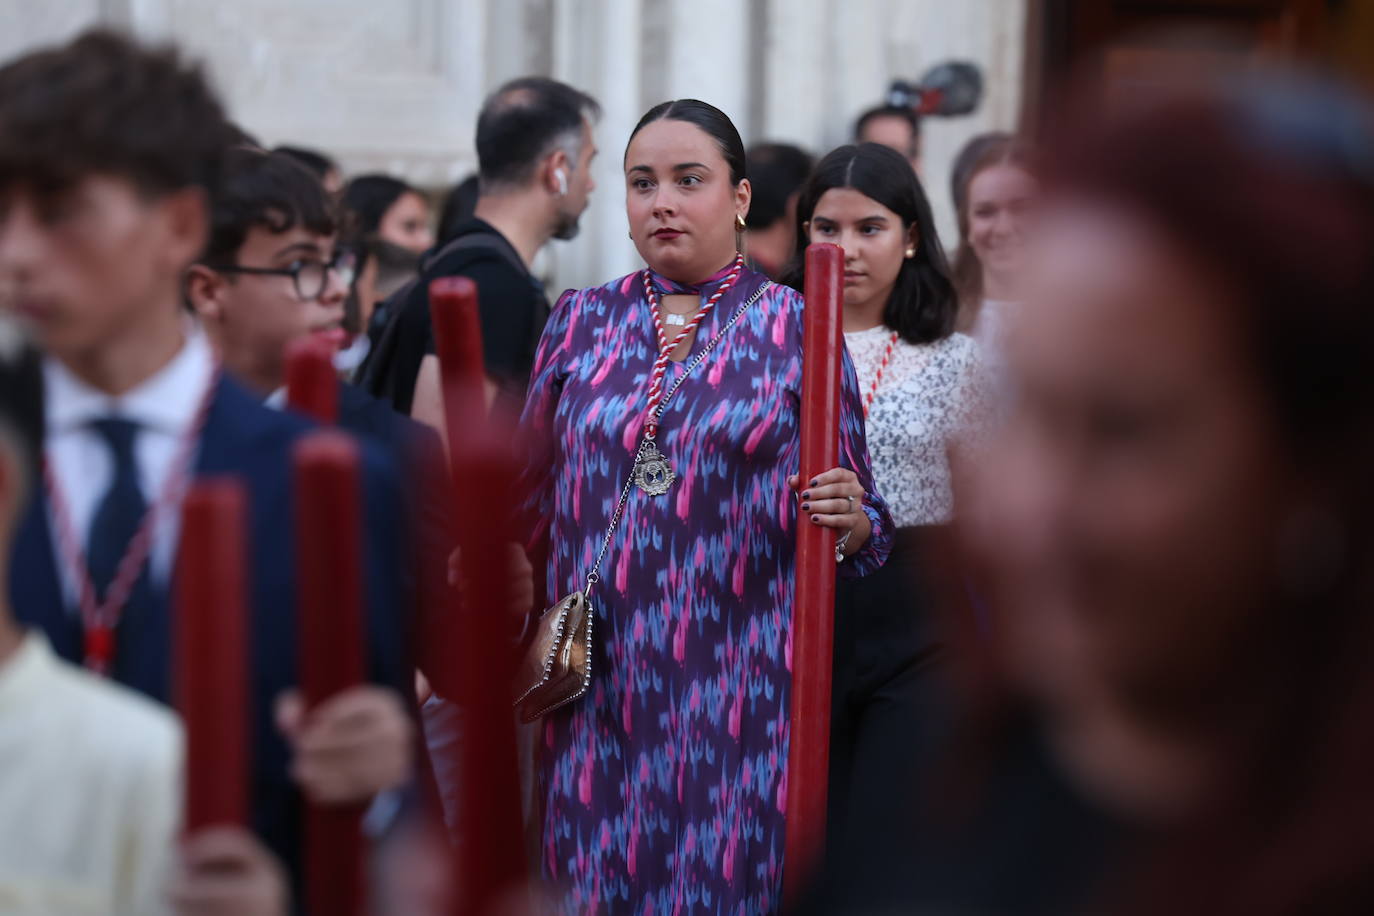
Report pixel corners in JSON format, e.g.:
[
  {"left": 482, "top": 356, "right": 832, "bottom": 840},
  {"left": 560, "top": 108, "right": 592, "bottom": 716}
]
[
  {"left": 784, "top": 242, "right": 844, "bottom": 905},
  {"left": 451, "top": 448, "right": 527, "bottom": 913},
  {"left": 430, "top": 276, "right": 527, "bottom": 910},
  {"left": 286, "top": 336, "right": 338, "bottom": 424},
  {"left": 293, "top": 431, "right": 367, "bottom": 915},
  {"left": 174, "top": 478, "right": 250, "bottom": 832},
  {"left": 428, "top": 276, "right": 488, "bottom": 458}
]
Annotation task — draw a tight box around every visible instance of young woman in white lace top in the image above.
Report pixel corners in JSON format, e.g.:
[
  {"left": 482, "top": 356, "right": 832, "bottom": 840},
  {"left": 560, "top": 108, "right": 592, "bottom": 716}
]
[{"left": 784, "top": 142, "right": 982, "bottom": 859}]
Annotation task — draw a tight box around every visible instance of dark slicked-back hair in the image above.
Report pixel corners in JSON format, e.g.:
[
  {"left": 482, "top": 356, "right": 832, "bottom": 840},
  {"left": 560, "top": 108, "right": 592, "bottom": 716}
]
[
  {"left": 475, "top": 77, "right": 601, "bottom": 191},
  {"left": 202, "top": 147, "right": 336, "bottom": 266},
  {"left": 629, "top": 99, "right": 748, "bottom": 186},
  {"left": 0, "top": 29, "right": 233, "bottom": 195}
]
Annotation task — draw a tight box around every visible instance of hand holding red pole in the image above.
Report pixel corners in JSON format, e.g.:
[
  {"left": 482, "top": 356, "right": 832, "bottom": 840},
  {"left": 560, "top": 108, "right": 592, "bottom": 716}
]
[{"left": 784, "top": 243, "right": 845, "bottom": 906}]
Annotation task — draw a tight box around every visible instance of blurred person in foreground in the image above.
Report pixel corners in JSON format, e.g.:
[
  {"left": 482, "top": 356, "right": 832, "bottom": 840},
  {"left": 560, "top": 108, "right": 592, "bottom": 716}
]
[
  {"left": 0, "top": 322, "right": 181, "bottom": 914},
  {"left": 743, "top": 142, "right": 812, "bottom": 280},
  {"left": 821, "top": 73, "right": 1374, "bottom": 915},
  {"left": 0, "top": 31, "right": 417, "bottom": 903}
]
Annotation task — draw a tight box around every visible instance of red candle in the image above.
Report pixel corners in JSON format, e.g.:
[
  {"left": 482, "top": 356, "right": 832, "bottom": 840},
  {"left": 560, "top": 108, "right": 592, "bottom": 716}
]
[
  {"left": 784, "top": 242, "right": 844, "bottom": 905},
  {"left": 285, "top": 336, "right": 338, "bottom": 424},
  {"left": 174, "top": 478, "right": 250, "bottom": 832},
  {"left": 450, "top": 448, "right": 527, "bottom": 913},
  {"left": 293, "top": 431, "right": 367, "bottom": 915},
  {"left": 428, "top": 277, "right": 488, "bottom": 458}
]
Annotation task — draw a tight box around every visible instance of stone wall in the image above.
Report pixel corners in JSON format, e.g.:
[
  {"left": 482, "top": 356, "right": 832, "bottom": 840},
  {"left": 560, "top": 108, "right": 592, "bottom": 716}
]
[{"left": 0, "top": 0, "right": 1027, "bottom": 291}]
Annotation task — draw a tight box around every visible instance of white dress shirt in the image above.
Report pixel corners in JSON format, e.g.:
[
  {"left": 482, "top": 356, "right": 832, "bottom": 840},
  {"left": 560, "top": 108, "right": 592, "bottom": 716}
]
[
  {"left": 42, "top": 327, "right": 215, "bottom": 598},
  {"left": 0, "top": 631, "right": 181, "bottom": 915}
]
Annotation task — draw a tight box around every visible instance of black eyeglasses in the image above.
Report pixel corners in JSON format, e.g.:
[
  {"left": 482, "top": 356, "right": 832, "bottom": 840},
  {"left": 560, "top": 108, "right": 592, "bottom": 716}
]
[{"left": 209, "top": 249, "right": 357, "bottom": 301}]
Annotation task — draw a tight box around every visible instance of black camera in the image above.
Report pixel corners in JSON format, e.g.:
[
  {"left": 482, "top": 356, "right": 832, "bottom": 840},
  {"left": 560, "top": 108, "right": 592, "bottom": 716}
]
[{"left": 885, "top": 61, "right": 984, "bottom": 118}]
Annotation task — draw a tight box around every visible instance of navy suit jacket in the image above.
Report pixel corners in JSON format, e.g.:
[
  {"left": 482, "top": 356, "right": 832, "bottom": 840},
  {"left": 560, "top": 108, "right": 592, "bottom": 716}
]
[{"left": 9, "top": 374, "right": 413, "bottom": 884}]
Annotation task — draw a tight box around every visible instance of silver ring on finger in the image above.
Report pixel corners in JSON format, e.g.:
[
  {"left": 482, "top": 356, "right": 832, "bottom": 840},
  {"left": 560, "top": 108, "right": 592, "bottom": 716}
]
[{"left": 847, "top": 495, "right": 855, "bottom": 513}]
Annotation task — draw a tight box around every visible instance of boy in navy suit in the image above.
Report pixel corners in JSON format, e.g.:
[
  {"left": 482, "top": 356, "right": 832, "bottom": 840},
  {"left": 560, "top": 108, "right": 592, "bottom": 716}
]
[
  {"left": 0, "top": 30, "right": 417, "bottom": 901},
  {"left": 186, "top": 143, "right": 539, "bottom": 835}
]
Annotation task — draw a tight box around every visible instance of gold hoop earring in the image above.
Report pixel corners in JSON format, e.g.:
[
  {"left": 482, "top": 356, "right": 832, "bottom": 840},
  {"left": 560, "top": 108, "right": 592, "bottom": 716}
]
[{"left": 735, "top": 214, "right": 747, "bottom": 232}]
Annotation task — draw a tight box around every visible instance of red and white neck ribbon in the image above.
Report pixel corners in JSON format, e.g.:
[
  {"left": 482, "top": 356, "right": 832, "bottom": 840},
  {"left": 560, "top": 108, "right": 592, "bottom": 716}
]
[
  {"left": 862, "top": 330, "right": 900, "bottom": 419},
  {"left": 640, "top": 254, "right": 745, "bottom": 438},
  {"left": 44, "top": 365, "right": 221, "bottom": 675}
]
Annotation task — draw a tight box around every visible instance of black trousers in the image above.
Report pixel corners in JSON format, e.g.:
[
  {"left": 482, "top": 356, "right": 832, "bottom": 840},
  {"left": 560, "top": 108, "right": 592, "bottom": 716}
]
[{"left": 827, "top": 525, "right": 953, "bottom": 854}]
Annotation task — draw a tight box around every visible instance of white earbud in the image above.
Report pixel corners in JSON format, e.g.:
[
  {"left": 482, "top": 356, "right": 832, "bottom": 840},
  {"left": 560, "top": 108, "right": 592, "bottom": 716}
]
[{"left": 555, "top": 168, "right": 568, "bottom": 196}]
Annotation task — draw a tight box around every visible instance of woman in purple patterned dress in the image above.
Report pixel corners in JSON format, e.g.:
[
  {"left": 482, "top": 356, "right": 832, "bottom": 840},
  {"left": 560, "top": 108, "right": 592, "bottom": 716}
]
[{"left": 518, "top": 100, "right": 893, "bottom": 914}]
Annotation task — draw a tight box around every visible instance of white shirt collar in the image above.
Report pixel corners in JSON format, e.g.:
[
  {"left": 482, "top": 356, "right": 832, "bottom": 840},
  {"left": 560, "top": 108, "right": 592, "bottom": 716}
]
[{"left": 44, "top": 323, "right": 215, "bottom": 438}]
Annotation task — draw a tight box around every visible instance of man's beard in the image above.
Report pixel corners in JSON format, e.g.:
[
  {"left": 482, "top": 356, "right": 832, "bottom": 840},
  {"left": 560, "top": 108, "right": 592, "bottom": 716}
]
[{"left": 551, "top": 207, "right": 582, "bottom": 241}]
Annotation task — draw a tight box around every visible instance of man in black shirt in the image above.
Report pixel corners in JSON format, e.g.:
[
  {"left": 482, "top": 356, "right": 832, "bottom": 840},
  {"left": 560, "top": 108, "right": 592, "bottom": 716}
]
[{"left": 365, "top": 77, "right": 600, "bottom": 428}]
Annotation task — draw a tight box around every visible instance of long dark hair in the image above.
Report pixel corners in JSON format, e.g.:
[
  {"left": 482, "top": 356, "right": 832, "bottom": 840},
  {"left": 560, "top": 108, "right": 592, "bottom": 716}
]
[
  {"left": 783, "top": 143, "right": 957, "bottom": 345},
  {"left": 626, "top": 99, "right": 747, "bottom": 186},
  {"left": 341, "top": 174, "right": 418, "bottom": 235},
  {"left": 949, "top": 133, "right": 1036, "bottom": 311}
]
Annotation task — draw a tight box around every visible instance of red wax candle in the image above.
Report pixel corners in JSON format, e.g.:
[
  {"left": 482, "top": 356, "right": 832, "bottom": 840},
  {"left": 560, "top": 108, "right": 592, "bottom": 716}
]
[
  {"left": 428, "top": 276, "right": 488, "bottom": 459},
  {"left": 784, "top": 242, "right": 844, "bottom": 905},
  {"left": 450, "top": 448, "right": 527, "bottom": 913},
  {"left": 285, "top": 336, "right": 338, "bottom": 424},
  {"left": 174, "top": 478, "right": 250, "bottom": 832},
  {"left": 293, "top": 431, "right": 367, "bottom": 915}
]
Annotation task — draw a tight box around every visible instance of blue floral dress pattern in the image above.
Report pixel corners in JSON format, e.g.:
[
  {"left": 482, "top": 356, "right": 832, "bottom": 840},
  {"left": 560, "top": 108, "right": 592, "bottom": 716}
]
[{"left": 517, "top": 261, "right": 892, "bottom": 914}]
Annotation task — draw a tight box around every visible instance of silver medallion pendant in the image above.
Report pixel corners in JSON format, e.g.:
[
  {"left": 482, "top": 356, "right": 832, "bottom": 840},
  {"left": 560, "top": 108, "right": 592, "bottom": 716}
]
[{"left": 634, "top": 440, "right": 676, "bottom": 496}]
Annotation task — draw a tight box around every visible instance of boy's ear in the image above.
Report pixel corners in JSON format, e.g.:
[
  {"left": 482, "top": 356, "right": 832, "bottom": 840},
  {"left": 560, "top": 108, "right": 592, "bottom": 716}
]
[
  {"left": 160, "top": 187, "right": 210, "bottom": 271},
  {"left": 184, "top": 264, "right": 226, "bottom": 322}
]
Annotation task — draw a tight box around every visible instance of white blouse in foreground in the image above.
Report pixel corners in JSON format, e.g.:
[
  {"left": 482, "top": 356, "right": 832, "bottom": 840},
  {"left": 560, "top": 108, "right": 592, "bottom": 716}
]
[
  {"left": 844, "top": 327, "right": 985, "bottom": 527},
  {"left": 0, "top": 632, "right": 181, "bottom": 915}
]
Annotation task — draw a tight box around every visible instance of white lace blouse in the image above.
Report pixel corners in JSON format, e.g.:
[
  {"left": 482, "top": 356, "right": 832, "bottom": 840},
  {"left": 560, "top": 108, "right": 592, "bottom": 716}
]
[{"left": 843, "top": 326, "right": 985, "bottom": 527}]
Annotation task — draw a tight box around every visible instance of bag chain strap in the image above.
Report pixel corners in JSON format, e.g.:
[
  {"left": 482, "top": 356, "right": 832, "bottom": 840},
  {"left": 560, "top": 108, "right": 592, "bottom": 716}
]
[{"left": 583, "top": 282, "right": 771, "bottom": 596}]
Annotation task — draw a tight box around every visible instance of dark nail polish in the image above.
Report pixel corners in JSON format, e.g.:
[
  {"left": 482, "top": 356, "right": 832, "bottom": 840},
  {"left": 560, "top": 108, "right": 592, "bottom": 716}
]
[
  {"left": 810, "top": 479, "right": 819, "bottom": 487},
  {"left": 801, "top": 491, "right": 810, "bottom": 499},
  {"left": 810, "top": 514, "right": 819, "bottom": 523},
  {"left": 800, "top": 502, "right": 810, "bottom": 511}
]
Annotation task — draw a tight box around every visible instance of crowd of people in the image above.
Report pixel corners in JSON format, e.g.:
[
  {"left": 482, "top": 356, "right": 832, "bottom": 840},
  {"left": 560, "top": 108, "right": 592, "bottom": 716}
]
[{"left": 0, "top": 23, "right": 1372, "bottom": 916}]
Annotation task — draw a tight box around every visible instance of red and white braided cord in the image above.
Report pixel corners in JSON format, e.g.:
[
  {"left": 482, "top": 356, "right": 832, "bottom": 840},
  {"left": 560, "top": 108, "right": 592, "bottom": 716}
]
[
  {"left": 862, "top": 331, "right": 900, "bottom": 419},
  {"left": 44, "top": 364, "right": 221, "bottom": 674},
  {"left": 640, "top": 254, "right": 745, "bottom": 436}
]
